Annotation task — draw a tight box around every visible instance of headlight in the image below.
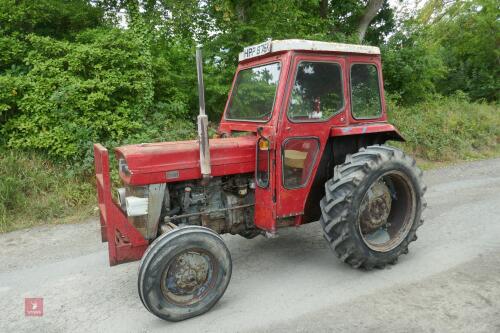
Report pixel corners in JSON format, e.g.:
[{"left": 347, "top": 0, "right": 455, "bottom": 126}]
[
  {"left": 118, "top": 185, "right": 148, "bottom": 217},
  {"left": 125, "top": 196, "right": 149, "bottom": 216},
  {"left": 118, "top": 158, "right": 130, "bottom": 176},
  {"left": 116, "top": 187, "right": 126, "bottom": 210}
]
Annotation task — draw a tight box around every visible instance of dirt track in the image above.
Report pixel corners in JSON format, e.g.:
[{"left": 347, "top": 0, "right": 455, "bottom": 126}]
[{"left": 1, "top": 158, "right": 499, "bottom": 333}]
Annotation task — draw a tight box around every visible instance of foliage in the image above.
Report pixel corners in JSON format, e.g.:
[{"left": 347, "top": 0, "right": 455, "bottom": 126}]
[
  {"left": 0, "top": 0, "right": 103, "bottom": 38},
  {"left": 383, "top": 0, "right": 499, "bottom": 104},
  {"left": 2, "top": 29, "right": 155, "bottom": 166},
  {"left": 0, "top": 4, "right": 198, "bottom": 169},
  {"left": 388, "top": 94, "right": 500, "bottom": 161},
  {"left": 381, "top": 27, "right": 447, "bottom": 105},
  {"left": 0, "top": 0, "right": 104, "bottom": 74},
  {"left": 0, "top": 149, "right": 94, "bottom": 233},
  {"left": 0, "top": 0, "right": 399, "bottom": 164},
  {"left": 427, "top": 0, "right": 499, "bottom": 101}
]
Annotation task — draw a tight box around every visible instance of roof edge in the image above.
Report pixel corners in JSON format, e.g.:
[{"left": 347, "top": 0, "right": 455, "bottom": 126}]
[{"left": 238, "top": 39, "right": 380, "bottom": 62}]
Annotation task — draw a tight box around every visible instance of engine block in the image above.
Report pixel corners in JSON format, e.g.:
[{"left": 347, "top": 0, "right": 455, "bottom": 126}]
[{"left": 163, "top": 174, "right": 256, "bottom": 236}]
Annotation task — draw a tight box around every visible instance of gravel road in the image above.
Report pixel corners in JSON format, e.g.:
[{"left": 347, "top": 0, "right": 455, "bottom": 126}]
[{"left": 1, "top": 158, "right": 499, "bottom": 333}]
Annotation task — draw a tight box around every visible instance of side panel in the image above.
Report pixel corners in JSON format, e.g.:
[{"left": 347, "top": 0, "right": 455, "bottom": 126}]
[
  {"left": 253, "top": 131, "right": 277, "bottom": 232},
  {"left": 275, "top": 53, "right": 348, "bottom": 221},
  {"left": 252, "top": 53, "right": 293, "bottom": 232},
  {"left": 274, "top": 52, "right": 400, "bottom": 225},
  {"left": 94, "top": 144, "right": 148, "bottom": 266}
]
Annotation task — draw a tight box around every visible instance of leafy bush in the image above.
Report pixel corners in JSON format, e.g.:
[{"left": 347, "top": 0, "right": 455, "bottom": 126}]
[
  {"left": 388, "top": 94, "right": 500, "bottom": 161},
  {"left": 0, "top": 22, "right": 199, "bottom": 171},
  {"left": 1, "top": 28, "right": 155, "bottom": 165},
  {"left": 381, "top": 29, "right": 446, "bottom": 105},
  {"left": 382, "top": 0, "right": 499, "bottom": 105},
  {"left": 427, "top": 0, "right": 499, "bottom": 101}
]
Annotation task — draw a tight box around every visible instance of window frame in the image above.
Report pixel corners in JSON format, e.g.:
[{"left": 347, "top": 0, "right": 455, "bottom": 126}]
[
  {"left": 281, "top": 136, "right": 321, "bottom": 190},
  {"left": 224, "top": 61, "right": 282, "bottom": 123},
  {"left": 349, "top": 62, "right": 383, "bottom": 120},
  {"left": 286, "top": 60, "right": 345, "bottom": 124}
]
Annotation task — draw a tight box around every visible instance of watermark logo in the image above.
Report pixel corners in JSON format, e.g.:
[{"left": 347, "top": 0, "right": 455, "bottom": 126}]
[{"left": 25, "top": 298, "right": 43, "bottom": 317}]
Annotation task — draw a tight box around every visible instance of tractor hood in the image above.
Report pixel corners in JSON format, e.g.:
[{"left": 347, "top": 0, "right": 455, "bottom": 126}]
[{"left": 115, "top": 135, "right": 257, "bottom": 185}]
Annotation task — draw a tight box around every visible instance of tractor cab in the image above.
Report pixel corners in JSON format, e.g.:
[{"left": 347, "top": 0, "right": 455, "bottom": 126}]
[{"left": 218, "top": 39, "right": 402, "bottom": 232}]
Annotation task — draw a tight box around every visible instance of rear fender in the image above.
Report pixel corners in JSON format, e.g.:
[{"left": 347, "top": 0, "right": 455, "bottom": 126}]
[
  {"left": 300, "top": 124, "right": 404, "bottom": 223},
  {"left": 330, "top": 123, "right": 405, "bottom": 142}
]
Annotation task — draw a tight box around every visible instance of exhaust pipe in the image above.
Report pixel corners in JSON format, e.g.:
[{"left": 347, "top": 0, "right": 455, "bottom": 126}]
[{"left": 196, "top": 47, "right": 211, "bottom": 184}]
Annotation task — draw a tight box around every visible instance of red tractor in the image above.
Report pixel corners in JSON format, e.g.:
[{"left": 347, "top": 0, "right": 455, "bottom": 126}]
[{"left": 94, "top": 39, "right": 426, "bottom": 322}]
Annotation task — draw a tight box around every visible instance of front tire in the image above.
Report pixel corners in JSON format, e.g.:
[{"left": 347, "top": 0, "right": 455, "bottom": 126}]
[
  {"left": 138, "top": 226, "right": 232, "bottom": 321},
  {"left": 320, "top": 145, "right": 426, "bottom": 269}
]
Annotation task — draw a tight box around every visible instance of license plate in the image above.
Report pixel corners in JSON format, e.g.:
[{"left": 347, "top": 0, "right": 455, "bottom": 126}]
[{"left": 242, "top": 40, "right": 272, "bottom": 60}]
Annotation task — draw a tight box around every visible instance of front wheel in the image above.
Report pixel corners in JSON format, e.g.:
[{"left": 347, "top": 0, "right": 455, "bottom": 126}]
[
  {"left": 320, "top": 145, "right": 426, "bottom": 269},
  {"left": 138, "top": 226, "right": 232, "bottom": 321}
]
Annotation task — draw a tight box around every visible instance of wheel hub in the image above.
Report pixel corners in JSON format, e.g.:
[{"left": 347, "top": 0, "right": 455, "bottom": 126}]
[
  {"left": 161, "top": 249, "right": 214, "bottom": 306},
  {"left": 359, "top": 180, "right": 392, "bottom": 233},
  {"left": 170, "top": 252, "right": 209, "bottom": 291}
]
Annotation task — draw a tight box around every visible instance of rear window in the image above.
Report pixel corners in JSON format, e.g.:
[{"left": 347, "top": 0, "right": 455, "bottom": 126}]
[{"left": 350, "top": 64, "right": 382, "bottom": 119}]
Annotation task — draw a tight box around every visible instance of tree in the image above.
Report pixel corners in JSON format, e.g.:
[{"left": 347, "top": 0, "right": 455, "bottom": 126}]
[
  {"left": 357, "top": 0, "right": 384, "bottom": 42},
  {"left": 382, "top": 26, "right": 446, "bottom": 104},
  {"left": 426, "top": 0, "right": 499, "bottom": 101},
  {"left": 383, "top": 0, "right": 499, "bottom": 103}
]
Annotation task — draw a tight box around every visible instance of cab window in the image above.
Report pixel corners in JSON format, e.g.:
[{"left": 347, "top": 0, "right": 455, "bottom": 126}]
[
  {"left": 287, "top": 62, "right": 344, "bottom": 122},
  {"left": 226, "top": 62, "right": 281, "bottom": 122},
  {"left": 350, "top": 64, "right": 382, "bottom": 119}
]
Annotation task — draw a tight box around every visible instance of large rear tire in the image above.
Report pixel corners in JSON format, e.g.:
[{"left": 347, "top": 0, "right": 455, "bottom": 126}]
[
  {"left": 138, "top": 226, "right": 232, "bottom": 321},
  {"left": 320, "top": 145, "right": 426, "bottom": 269}
]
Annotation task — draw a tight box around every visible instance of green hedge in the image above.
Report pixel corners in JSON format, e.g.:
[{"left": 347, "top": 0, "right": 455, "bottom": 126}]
[
  {"left": 389, "top": 95, "right": 499, "bottom": 161},
  {"left": 2, "top": 29, "right": 153, "bottom": 162}
]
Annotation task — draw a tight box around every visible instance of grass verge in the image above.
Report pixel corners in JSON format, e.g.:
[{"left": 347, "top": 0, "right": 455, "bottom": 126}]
[
  {"left": 388, "top": 95, "right": 499, "bottom": 162},
  {"left": 0, "top": 150, "right": 95, "bottom": 233}
]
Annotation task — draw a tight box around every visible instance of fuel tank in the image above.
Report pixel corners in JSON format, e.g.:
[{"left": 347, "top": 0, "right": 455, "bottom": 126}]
[{"left": 115, "top": 135, "right": 257, "bottom": 185}]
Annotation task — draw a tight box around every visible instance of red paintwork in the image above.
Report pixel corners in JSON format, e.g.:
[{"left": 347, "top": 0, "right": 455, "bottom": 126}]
[
  {"left": 115, "top": 136, "right": 256, "bottom": 186},
  {"left": 274, "top": 53, "right": 345, "bottom": 224},
  {"left": 218, "top": 50, "right": 399, "bottom": 230},
  {"left": 94, "top": 144, "right": 148, "bottom": 266},
  {"left": 330, "top": 122, "right": 403, "bottom": 138},
  {"left": 94, "top": 47, "right": 404, "bottom": 265}
]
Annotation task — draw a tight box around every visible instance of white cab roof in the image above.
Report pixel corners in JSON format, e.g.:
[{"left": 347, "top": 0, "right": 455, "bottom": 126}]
[{"left": 238, "top": 39, "right": 380, "bottom": 62}]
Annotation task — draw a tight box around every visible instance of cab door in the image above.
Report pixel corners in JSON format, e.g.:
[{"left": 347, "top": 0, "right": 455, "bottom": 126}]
[{"left": 276, "top": 53, "right": 347, "bottom": 222}]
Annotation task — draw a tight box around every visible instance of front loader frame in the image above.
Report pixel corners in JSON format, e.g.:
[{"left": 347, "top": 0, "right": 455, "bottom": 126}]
[{"left": 94, "top": 144, "right": 148, "bottom": 265}]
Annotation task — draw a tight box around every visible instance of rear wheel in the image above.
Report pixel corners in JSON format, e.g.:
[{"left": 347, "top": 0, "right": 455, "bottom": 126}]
[
  {"left": 138, "top": 226, "right": 232, "bottom": 321},
  {"left": 320, "top": 145, "right": 426, "bottom": 269}
]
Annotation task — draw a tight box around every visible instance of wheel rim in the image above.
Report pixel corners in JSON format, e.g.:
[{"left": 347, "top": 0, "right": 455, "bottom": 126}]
[
  {"left": 357, "top": 170, "right": 417, "bottom": 252},
  {"left": 160, "top": 248, "right": 218, "bottom": 306}
]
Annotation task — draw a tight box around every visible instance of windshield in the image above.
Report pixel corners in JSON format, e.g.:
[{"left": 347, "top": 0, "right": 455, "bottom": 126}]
[{"left": 226, "top": 62, "right": 281, "bottom": 121}]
